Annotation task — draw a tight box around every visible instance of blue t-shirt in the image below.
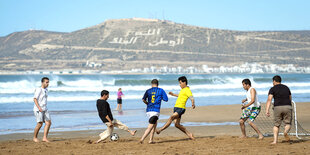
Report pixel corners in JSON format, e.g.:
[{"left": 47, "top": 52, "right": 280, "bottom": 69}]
[{"left": 142, "top": 87, "right": 168, "bottom": 112}]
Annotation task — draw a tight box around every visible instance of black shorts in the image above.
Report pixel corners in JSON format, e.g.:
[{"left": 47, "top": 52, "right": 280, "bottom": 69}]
[
  {"left": 117, "top": 98, "right": 122, "bottom": 104},
  {"left": 173, "top": 107, "right": 186, "bottom": 118}
]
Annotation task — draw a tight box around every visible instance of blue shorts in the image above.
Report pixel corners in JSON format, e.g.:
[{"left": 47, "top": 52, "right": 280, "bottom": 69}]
[{"left": 173, "top": 107, "right": 186, "bottom": 118}]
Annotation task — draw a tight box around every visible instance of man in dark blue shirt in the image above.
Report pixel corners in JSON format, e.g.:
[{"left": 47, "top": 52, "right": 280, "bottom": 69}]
[{"left": 139, "top": 79, "right": 168, "bottom": 144}]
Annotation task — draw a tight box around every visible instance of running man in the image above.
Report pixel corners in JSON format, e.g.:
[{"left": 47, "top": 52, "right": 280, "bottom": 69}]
[
  {"left": 239, "top": 79, "right": 264, "bottom": 139},
  {"left": 116, "top": 88, "right": 124, "bottom": 111},
  {"left": 266, "top": 75, "right": 292, "bottom": 144},
  {"left": 139, "top": 79, "right": 168, "bottom": 144},
  {"left": 156, "top": 76, "right": 195, "bottom": 140},
  {"left": 95, "top": 90, "right": 136, "bottom": 144},
  {"left": 33, "top": 77, "right": 51, "bottom": 142}
]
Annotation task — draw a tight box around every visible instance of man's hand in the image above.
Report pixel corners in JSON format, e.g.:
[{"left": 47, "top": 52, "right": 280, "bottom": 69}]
[
  {"left": 169, "top": 92, "right": 174, "bottom": 96},
  {"left": 38, "top": 107, "right": 43, "bottom": 112},
  {"left": 242, "top": 99, "right": 247, "bottom": 103},
  {"left": 266, "top": 111, "right": 270, "bottom": 117},
  {"left": 241, "top": 105, "right": 246, "bottom": 110},
  {"left": 192, "top": 103, "right": 196, "bottom": 109},
  {"left": 108, "top": 122, "right": 113, "bottom": 127}
]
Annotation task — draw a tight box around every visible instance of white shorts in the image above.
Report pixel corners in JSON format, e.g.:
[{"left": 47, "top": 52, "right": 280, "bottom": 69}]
[
  {"left": 34, "top": 110, "right": 51, "bottom": 123},
  {"left": 146, "top": 111, "right": 160, "bottom": 118}
]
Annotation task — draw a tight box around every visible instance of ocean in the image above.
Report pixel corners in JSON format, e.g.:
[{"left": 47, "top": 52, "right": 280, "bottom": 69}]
[{"left": 0, "top": 74, "right": 309, "bottom": 135}]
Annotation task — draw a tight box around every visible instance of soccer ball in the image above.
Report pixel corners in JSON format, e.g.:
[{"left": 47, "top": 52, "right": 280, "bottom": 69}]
[{"left": 110, "top": 133, "right": 119, "bottom": 141}]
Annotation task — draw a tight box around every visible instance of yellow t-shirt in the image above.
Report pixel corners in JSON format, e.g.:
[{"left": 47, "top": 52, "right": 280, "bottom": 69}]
[{"left": 174, "top": 87, "right": 193, "bottom": 109}]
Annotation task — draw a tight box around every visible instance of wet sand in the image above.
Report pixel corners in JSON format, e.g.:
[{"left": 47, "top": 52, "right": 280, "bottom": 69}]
[{"left": 0, "top": 102, "right": 309, "bottom": 154}]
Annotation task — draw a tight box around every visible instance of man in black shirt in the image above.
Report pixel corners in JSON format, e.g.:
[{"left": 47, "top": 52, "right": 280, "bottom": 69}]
[
  {"left": 266, "top": 75, "right": 292, "bottom": 144},
  {"left": 95, "top": 90, "right": 136, "bottom": 144}
]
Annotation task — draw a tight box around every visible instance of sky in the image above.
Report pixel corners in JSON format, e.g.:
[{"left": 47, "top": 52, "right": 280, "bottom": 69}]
[{"left": 1, "top": 0, "right": 310, "bottom": 37}]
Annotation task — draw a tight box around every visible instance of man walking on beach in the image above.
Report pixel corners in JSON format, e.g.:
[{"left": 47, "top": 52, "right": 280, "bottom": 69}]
[
  {"left": 95, "top": 90, "right": 136, "bottom": 143},
  {"left": 33, "top": 77, "right": 51, "bottom": 142},
  {"left": 266, "top": 75, "right": 292, "bottom": 144},
  {"left": 139, "top": 79, "right": 168, "bottom": 144},
  {"left": 239, "top": 79, "right": 264, "bottom": 139},
  {"left": 156, "top": 76, "right": 195, "bottom": 140}
]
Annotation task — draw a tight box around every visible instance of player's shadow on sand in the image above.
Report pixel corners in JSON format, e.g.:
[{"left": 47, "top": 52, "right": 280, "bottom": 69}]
[
  {"left": 281, "top": 139, "right": 308, "bottom": 144},
  {"left": 156, "top": 136, "right": 215, "bottom": 143}
]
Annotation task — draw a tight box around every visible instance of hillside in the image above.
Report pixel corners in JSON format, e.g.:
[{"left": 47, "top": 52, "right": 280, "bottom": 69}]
[{"left": 1, "top": 18, "right": 310, "bottom": 71}]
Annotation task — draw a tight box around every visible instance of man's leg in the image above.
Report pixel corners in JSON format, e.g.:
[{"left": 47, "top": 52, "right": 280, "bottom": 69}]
[
  {"left": 116, "top": 104, "right": 119, "bottom": 110},
  {"left": 271, "top": 126, "right": 279, "bottom": 144},
  {"left": 248, "top": 121, "right": 263, "bottom": 139},
  {"left": 156, "top": 112, "right": 178, "bottom": 134},
  {"left": 283, "top": 124, "right": 291, "bottom": 141},
  {"left": 42, "top": 120, "right": 51, "bottom": 142},
  {"left": 119, "top": 104, "right": 122, "bottom": 111},
  {"left": 96, "top": 124, "right": 113, "bottom": 143},
  {"left": 239, "top": 119, "right": 247, "bottom": 138},
  {"left": 114, "top": 119, "right": 136, "bottom": 135},
  {"left": 174, "top": 118, "right": 195, "bottom": 140},
  {"left": 33, "top": 122, "right": 43, "bottom": 142},
  {"left": 149, "top": 122, "right": 157, "bottom": 143},
  {"left": 139, "top": 124, "right": 155, "bottom": 143}
]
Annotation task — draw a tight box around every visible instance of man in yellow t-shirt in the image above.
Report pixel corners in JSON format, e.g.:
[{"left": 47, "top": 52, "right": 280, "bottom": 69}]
[{"left": 156, "top": 76, "right": 195, "bottom": 140}]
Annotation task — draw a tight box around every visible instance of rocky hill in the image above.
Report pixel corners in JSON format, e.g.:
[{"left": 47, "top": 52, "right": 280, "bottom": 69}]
[{"left": 1, "top": 18, "right": 310, "bottom": 71}]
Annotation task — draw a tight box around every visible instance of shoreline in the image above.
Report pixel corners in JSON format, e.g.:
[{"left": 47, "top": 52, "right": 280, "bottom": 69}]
[{"left": 1, "top": 102, "right": 309, "bottom": 142}]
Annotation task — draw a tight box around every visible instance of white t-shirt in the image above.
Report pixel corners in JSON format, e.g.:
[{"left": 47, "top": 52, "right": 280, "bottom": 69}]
[
  {"left": 33, "top": 87, "right": 48, "bottom": 111},
  {"left": 246, "top": 87, "right": 260, "bottom": 108}
]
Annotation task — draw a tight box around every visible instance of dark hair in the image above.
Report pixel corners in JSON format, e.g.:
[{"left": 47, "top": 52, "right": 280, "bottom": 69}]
[
  {"left": 101, "top": 90, "right": 109, "bottom": 97},
  {"left": 242, "top": 79, "right": 251, "bottom": 86},
  {"left": 273, "top": 75, "right": 282, "bottom": 83},
  {"left": 178, "top": 76, "right": 188, "bottom": 85},
  {"left": 41, "top": 77, "right": 49, "bottom": 83},
  {"left": 151, "top": 79, "right": 159, "bottom": 86}
]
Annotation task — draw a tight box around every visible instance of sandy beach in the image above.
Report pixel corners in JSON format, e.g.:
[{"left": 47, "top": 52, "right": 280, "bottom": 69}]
[{"left": 0, "top": 103, "right": 309, "bottom": 154}]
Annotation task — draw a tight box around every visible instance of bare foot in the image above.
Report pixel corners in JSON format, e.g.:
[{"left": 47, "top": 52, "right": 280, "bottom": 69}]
[
  {"left": 284, "top": 133, "right": 290, "bottom": 142},
  {"left": 138, "top": 140, "right": 143, "bottom": 144},
  {"left": 189, "top": 133, "right": 195, "bottom": 140},
  {"left": 156, "top": 129, "right": 161, "bottom": 134},
  {"left": 95, "top": 138, "right": 104, "bottom": 144},
  {"left": 33, "top": 138, "right": 39, "bottom": 142},
  {"left": 239, "top": 136, "right": 247, "bottom": 139},
  {"left": 130, "top": 130, "right": 137, "bottom": 136},
  {"left": 42, "top": 138, "right": 50, "bottom": 142},
  {"left": 148, "top": 141, "right": 155, "bottom": 144},
  {"left": 258, "top": 134, "right": 264, "bottom": 140},
  {"left": 270, "top": 142, "right": 277, "bottom": 145}
]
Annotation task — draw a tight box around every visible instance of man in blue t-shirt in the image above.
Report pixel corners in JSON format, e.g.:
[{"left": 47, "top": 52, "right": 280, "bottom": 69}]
[{"left": 139, "top": 79, "right": 168, "bottom": 144}]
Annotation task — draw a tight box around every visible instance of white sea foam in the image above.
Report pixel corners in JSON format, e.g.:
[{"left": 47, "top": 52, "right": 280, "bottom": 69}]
[{"left": 1, "top": 89, "right": 310, "bottom": 104}]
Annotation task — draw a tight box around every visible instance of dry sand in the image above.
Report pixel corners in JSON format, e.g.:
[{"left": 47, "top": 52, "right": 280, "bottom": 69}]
[{"left": 0, "top": 103, "right": 309, "bottom": 155}]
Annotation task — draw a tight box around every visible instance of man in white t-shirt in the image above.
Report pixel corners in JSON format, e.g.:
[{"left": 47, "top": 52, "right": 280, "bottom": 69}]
[
  {"left": 33, "top": 77, "right": 51, "bottom": 142},
  {"left": 239, "top": 79, "right": 263, "bottom": 139}
]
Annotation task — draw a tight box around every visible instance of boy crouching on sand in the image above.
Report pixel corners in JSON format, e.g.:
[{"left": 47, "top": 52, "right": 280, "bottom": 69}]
[{"left": 95, "top": 90, "right": 136, "bottom": 143}]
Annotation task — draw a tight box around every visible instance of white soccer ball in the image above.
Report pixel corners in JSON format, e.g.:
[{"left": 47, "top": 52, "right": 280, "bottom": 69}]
[{"left": 110, "top": 133, "right": 119, "bottom": 141}]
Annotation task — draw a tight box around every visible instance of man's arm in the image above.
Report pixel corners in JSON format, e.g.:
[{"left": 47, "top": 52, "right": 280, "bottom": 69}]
[
  {"left": 169, "top": 92, "right": 178, "bottom": 97},
  {"left": 33, "top": 98, "right": 43, "bottom": 112},
  {"left": 241, "top": 88, "right": 256, "bottom": 109},
  {"left": 142, "top": 99, "right": 148, "bottom": 105},
  {"left": 189, "top": 96, "right": 195, "bottom": 109},
  {"left": 162, "top": 90, "right": 168, "bottom": 102},
  {"left": 105, "top": 115, "right": 113, "bottom": 127},
  {"left": 265, "top": 94, "right": 273, "bottom": 117}
]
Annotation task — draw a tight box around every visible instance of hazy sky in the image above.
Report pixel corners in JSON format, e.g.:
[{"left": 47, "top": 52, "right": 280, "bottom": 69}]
[{"left": 1, "top": 0, "right": 309, "bottom": 36}]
